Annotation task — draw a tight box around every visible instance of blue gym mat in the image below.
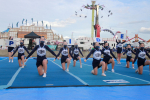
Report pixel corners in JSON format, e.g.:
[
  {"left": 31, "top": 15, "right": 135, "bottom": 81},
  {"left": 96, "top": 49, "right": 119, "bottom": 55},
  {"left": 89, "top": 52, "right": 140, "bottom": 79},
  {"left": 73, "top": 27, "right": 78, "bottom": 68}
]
[{"left": 0, "top": 57, "right": 150, "bottom": 89}]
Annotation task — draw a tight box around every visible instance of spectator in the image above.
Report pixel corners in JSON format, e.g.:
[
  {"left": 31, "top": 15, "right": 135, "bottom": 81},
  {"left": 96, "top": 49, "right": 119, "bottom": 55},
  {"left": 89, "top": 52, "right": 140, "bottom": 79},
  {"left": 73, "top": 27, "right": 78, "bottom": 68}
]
[
  {"left": 55, "top": 40, "right": 59, "bottom": 50},
  {"left": 47, "top": 40, "right": 50, "bottom": 45},
  {"left": 89, "top": 47, "right": 91, "bottom": 52}
]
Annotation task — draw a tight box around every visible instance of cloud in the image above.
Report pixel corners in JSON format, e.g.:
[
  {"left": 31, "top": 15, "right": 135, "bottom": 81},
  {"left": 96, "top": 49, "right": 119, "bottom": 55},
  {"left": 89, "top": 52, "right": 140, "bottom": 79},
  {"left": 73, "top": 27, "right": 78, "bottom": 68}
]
[
  {"left": 32, "top": 18, "right": 76, "bottom": 28},
  {"left": 139, "top": 27, "right": 150, "bottom": 33},
  {"left": 127, "top": 20, "right": 149, "bottom": 24}
]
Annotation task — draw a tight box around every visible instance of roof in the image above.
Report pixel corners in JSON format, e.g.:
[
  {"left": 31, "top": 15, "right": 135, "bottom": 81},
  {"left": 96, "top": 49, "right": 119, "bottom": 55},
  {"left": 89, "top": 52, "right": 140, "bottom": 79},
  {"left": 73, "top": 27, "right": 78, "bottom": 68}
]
[{"left": 24, "top": 31, "right": 41, "bottom": 38}]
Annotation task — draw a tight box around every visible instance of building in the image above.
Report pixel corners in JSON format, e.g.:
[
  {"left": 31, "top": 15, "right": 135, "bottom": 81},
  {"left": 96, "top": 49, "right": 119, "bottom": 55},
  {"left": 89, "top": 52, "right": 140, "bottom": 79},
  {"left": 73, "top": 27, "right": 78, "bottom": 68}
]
[{"left": 0, "top": 25, "right": 63, "bottom": 40}]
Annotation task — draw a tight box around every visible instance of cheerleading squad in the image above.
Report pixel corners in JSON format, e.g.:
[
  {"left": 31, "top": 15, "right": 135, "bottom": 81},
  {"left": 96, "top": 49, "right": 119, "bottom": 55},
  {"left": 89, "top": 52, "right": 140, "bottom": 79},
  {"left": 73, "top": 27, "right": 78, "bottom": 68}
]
[{"left": 9, "top": 36, "right": 150, "bottom": 78}]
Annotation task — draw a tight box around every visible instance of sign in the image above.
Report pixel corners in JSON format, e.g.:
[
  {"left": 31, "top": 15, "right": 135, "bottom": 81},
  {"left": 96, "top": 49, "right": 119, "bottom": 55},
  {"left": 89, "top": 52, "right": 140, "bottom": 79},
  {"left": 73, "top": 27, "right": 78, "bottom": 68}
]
[
  {"left": 6, "top": 40, "right": 16, "bottom": 47},
  {"left": 94, "top": 37, "right": 102, "bottom": 43},
  {"left": 103, "top": 79, "right": 129, "bottom": 83},
  {"left": 65, "top": 38, "right": 75, "bottom": 45},
  {"left": 117, "top": 33, "right": 127, "bottom": 40},
  {"left": 47, "top": 45, "right": 57, "bottom": 50}
]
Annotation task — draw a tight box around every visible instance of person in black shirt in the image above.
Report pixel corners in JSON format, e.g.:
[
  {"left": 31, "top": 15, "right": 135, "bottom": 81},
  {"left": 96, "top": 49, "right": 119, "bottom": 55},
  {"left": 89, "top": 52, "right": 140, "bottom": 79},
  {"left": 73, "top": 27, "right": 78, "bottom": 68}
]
[
  {"left": 116, "top": 39, "right": 126, "bottom": 64},
  {"left": 54, "top": 42, "right": 73, "bottom": 72},
  {"left": 133, "top": 42, "right": 150, "bottom": 74},
  {"left": 11, "top": 40, "right": 30, "bottom": 68},
  {"left": 102, "top": 41, "right": 116, "bottom": 72},
  {"left": 25, "top": 37, "right": 58, "bottom": 78},
  {"left": 123, "top": 44, "right": 136, "bottom": 69},
  {"left": 72, "top": 43, "right": 84, "bottom": 68},
  {"left": 84, "top": 42, "right": 112, "bottom": 76},
  {"left": 8, "top": 36, "right": 14, "bottom": 62}
]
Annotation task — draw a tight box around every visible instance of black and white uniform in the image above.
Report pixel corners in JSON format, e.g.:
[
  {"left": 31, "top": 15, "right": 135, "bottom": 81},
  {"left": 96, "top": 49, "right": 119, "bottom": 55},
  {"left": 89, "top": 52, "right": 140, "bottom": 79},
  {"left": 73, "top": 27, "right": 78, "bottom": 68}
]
[
  {"left": 102, "top": 47, "right": 116, "bottom": 64},
  {"left": 11, "top": 45, "right": 29, "bottom": 60},
  {"left": 86, "top": 48, "right": 112, "bottom": 69},
  {"left": 123, "top": 49, "right": 135, "bottom": 62},
  {"left": 72, "top": 47, "right": 84, "bottom": 61},
  {"left": 26, "top": 44, "right": 57, "bottom": 67},
  {"left": 57, "top": 47, "right": 73, "bottom": 64},
  {"left": 133, "top": 49, "right": 150, "bottom": 67},
  {"left": 116, "top": 39, "right": 126, "bottom": 53},
  {"left": 8, "top": 47, "right": 14, "bottom": 52}
]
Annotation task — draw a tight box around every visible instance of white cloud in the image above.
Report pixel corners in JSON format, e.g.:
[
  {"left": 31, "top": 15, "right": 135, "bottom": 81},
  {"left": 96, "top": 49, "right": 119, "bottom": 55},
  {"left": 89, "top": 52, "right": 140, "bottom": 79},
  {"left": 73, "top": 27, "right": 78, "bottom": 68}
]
[{"left": 139, "top": 27, "right": 150, "bottom": 33}]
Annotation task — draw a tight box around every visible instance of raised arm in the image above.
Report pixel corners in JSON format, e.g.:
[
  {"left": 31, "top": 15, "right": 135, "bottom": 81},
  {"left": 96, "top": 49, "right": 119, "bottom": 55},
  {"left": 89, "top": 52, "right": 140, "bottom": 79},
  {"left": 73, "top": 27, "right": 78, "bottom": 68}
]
[
  {"left": 133, "top": 50, "right": 139, "bottom": 64},
  {"left": 45, "top": 45, "right": 57, "bottom": 57},
  {"left": 85, "top": 49, "right": 95, "bottom": 60},
  {"left": 78, "top": 48, "right": 84, "bottom": 57},
  {"left": 56, "top": 48, "right": 63, "bottom": 57},
  {"left": 69, "top": 48, "right": 73, "bottom": 58},
  {"left": 110, "top": 49, "right": 117, "bottom": 59},
  {"left": 11, "top": 46, "right": 19, "bottom": 57},
  {"left": 123, "top": 50, "right": 127, "bottom": 55},
  {"left": 101, "top": 50, "right": 112, "bottom": 59},
  {"left": 131, "top": 50, "right": 136, "bottom": 55},
  {"left": 23, "top": 46, "right": 30, "bottom": 54},
  {"left": 116, "top": 39, "right": 118, "bottom": 44},
  {"left": 26, "top": 45, "right": 38, "bottom": 59}
]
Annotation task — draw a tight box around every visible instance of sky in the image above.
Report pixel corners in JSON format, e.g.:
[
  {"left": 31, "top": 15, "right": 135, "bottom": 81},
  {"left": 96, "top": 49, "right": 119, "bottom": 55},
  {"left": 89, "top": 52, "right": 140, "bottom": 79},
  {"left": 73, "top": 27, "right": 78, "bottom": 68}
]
[{"left": 0, "top": 0, "right": 150, "bottom": 40}]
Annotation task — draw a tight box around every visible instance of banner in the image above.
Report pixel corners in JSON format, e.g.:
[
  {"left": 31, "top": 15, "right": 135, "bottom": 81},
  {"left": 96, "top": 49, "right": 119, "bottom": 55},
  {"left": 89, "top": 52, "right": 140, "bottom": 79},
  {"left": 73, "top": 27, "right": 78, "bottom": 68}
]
[
  {"left": 47, "top": 45, "right": 57, "bottom": 50},
  {"left": 117, "top": 33, "right": 127, "bottom": 40},
  {"left": 65, "top": 38, "right": 75, "bottom": 45},
  {"left": 6, "top": 40, "right": 16, "bottom": 47},
  {"left": 94, "top": 37, "right": 102, "bottom": 43}
]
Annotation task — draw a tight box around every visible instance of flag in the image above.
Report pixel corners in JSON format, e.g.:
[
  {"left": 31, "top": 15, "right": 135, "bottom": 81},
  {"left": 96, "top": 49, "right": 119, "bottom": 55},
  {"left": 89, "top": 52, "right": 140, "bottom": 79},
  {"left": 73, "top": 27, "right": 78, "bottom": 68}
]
[
  {"left": 37, "top": 21, "right": 38, "bottom": 26},
  {"left": 26, "top": 19, "right": 27, "bottom": 25},
  {"left": 22, "top": 19, "right": 25, "bottom": 24},
  {"left": 41, "top": 21, "right": 43, "bottom": 26},
  {"left": 117, "top": 33, "right": 127, "bottom": 40},
  {"left": 12, "top": 23, "right": 13, "bottom": 28},
  {"left": 16, "top": 22, "right": 19, "bottom": 27},
  {"left": 31, "top": 18, "right": 33, "bottom": 23}
]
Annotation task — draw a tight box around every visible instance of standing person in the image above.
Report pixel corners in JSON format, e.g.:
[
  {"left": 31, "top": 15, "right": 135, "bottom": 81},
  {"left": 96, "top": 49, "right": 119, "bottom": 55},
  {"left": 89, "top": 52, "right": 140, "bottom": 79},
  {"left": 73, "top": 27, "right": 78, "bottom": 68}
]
[
  {"left": 47, "top": 40, "right": 50, "bottom": 45},
  {"left": 25, "top": 36, "right": 58, "bottom": 77},
  {"left": 133, "top": 42, "right": 150, "bottom": 74},
  {"left": 123, "top": 44, "right": 136, "bottom": 69},
  {"left": 116, "top": 39, "right": 126, "bottom": 64},
  {"left": 11, "top": 40, "right": 30, "bottom": 68},
  {"left": 8, "top": 36, "right": 14, "bottom": 62},
  {"left": 102, "top": 41, "right": 116, "bottom": 72},
  {"left": 84, "top": 42, "right": 112, "bottom": 76},
  {"left": 72, "top": 43, "right": 84, "bottom": 68},
  {"left": 54, "top": 42, "right": 73, "bottom": 72},
  {"left": 55, "top": 40, "right": 59, "bottom": 50},
  {"left": 89, "top": 47, "right": 91, "bottom": 52}
]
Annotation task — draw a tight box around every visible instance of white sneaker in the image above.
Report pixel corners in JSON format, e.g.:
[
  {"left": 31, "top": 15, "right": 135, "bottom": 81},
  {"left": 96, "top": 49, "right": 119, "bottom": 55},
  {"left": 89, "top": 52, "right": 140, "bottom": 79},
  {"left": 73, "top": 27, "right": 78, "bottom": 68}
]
[
  {"left": 112, "top": 69, "right": 114, "bottom": 72},
  {"left": 66, "top": 69, "right": 69, "bottom": 72},
  {"left": 43, "top": 73, "right": 46, "bottom": 78},
  {"left": 102, "top": 73, "right": 106, "bottom": 76},
  {"left": 135, "top": 69, "right": 138, "bottom": 73},
  {"left": 12, "top": 60, "right": 13, "bottom": 63},
  {"left": 91, "top": 70, "right": 94, "bottom": 74},
  {"left": 9, "top": 60, "right": 10, "bottom": 62},
  {"left": 117, "top": 61, "right": 119, "bottom": 64},
  {"left": 21, "top": 65, "right": 24, "bottom": 68},
  {"left": 132, "top": 67, "right": 135, "bottom": 69},
  {"left": 80, "top": 65, "right": 82, "bottom": 68},
  {"left": 119, "top": 62, "right": 121, "bottom": 64}
]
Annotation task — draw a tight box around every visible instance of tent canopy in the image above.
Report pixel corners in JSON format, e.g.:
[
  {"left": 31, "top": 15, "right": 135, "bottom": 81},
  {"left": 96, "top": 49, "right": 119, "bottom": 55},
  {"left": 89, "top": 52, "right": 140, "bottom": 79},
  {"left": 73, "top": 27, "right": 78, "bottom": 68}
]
[{"left": 24, "top": 31, "right": 41, "bottom": 38}]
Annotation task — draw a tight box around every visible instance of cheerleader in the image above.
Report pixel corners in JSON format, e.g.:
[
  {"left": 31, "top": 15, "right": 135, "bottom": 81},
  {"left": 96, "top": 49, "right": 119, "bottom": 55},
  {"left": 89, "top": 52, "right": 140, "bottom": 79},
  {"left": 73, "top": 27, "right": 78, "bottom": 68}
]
[
  {"left": 8, "top": 36, "right": 14, "bottom": 62},
  {"left": 84, "top": 42, "right": 112, "bottom": 76},
  {"left": 133, "top": 42, "right": 150, "bottom": 74},
  {"left": 25, "top": 36, "right": 58, "bottom": 77},
  {"left": 11, "top": 40, "right": 30, "bottom": 68},
  {"left": 54, "top": 42, "right": 73, "bottom": 72},
  {"left": 102, "top": 41, "right": 116, "bottom": 72},
  {"left": 123, "top": 44, "right": 135, "bottom": 69},
  {"left": 116, "top": 39, "right": 126, "bottom": 64},
  {"left": 72, "top": 43, "right": 84, "bottom": 68}
]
